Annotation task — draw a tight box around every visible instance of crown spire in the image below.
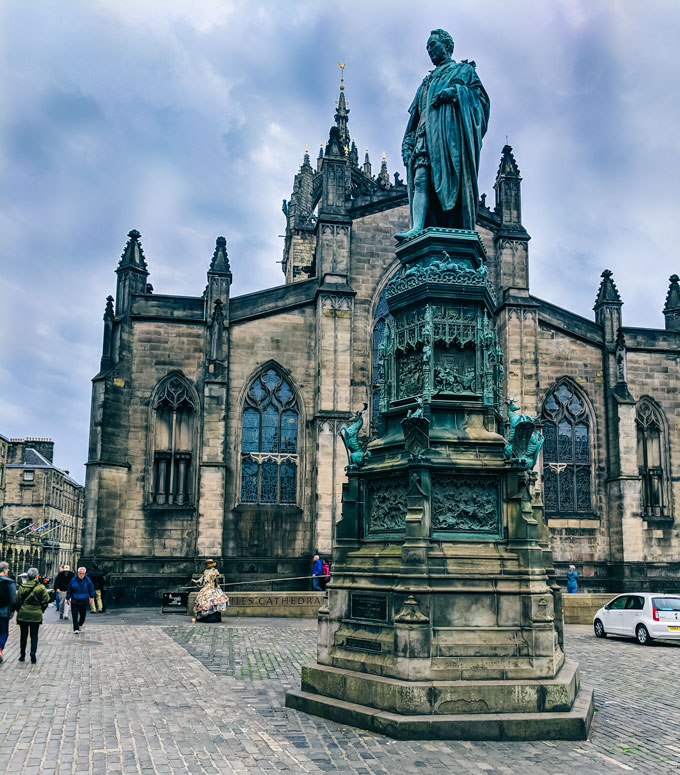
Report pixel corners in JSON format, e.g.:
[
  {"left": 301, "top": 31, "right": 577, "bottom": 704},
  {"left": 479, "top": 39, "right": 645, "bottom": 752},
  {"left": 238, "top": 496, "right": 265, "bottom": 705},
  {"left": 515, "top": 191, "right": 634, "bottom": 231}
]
[{"left": 334, "top": 62, "right": 350, "bottom": 146}]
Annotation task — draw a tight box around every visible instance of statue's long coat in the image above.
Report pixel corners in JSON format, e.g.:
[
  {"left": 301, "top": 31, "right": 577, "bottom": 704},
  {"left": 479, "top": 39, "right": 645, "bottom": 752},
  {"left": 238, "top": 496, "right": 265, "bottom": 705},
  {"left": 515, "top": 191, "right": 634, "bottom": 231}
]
[{"left": 404, "top": 59, "right": 490, "bottom": 230}]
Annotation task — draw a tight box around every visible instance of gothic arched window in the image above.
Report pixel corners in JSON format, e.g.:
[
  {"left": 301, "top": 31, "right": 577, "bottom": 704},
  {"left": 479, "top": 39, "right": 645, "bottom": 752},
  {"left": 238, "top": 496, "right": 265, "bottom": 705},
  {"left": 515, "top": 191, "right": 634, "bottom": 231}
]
[
  {"left": 240, "top": 367, "right": 299, "bottom": 505},
  {"left": 636, "top": 398, "right": 669, "bottom": 517},
  {"left": 151, "top": 374, "right": 196, "bottom": 506},
  {"left": 541, "top": 381, "right": 593, "bottom": 516},
  {"left": 371, "top": 291, "right": 393, "bottom": 436}
]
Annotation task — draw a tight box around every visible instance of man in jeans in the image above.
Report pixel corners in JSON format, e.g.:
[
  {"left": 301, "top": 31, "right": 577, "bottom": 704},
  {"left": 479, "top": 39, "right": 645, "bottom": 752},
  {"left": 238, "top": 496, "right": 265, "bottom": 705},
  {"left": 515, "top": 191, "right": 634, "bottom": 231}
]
[{"left": 66, "top": 567, "right": 95, "bottom": 635}]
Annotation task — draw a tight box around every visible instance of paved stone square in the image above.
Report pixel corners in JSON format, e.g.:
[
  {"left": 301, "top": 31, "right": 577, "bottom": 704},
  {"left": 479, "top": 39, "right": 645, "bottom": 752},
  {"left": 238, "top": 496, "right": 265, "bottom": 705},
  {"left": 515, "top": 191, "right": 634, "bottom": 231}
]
[{"left": 1, "top": 606, "right": 679, "bottom": 774}]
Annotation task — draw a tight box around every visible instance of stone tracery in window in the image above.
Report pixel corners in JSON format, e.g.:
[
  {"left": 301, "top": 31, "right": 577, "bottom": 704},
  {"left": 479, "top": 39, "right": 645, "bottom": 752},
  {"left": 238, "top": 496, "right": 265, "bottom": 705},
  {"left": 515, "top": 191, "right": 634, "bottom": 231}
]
[
  {"left": 151, "top": 374, "right": 196, "bottom": 506},
  {"left": 541, "top": 381, "right": 593, "bottom": 516},
  {"left": 636, "top": 398, "right": 669, "bottom": 517},
  {"left": 240, "top": 367, "right": 299, "bottom": 505}
]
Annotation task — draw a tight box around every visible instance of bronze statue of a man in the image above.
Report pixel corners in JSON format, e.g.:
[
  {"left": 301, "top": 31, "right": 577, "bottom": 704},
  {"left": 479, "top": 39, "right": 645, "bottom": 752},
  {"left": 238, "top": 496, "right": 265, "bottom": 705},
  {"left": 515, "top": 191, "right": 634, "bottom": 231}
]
[{"left": 396, "top": 29, "right": 490, "bottom": 240}]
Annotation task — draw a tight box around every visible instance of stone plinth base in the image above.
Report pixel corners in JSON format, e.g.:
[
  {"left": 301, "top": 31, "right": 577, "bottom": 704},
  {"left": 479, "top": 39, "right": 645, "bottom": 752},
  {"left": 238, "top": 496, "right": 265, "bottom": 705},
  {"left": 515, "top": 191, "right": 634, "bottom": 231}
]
[
  {"left": 285, "top": 659, "right": 594, "bottom": 740},
  {"left": 285, "top": 685, "right": 594, "bottom": 740}
]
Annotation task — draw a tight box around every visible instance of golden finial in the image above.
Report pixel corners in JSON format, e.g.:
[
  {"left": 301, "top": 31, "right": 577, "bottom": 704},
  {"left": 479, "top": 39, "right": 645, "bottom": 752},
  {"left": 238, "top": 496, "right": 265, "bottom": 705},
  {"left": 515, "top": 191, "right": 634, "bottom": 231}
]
[
  {"left": 305, "top": 144, "right": 309, "bottom": 153},
  {"left": 338, "top": 61, "right": 346, "bottom": 91},
  {"left": 344, "top": 145, "right": 349, "bottom": 157},
  {"left": 382, "top": 151, "right": 386, "bottom": 160}
]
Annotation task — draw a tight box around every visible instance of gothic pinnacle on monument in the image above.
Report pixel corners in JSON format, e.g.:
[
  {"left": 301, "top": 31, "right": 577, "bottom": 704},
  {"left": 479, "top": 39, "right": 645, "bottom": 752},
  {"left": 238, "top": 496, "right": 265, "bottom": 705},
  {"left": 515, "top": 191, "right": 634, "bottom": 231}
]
[
  {"left": 496, "top": 144, "right": 521, "bottom": 179},
  {"left": 115, "top": 229, "right": 149, "bottom": 315}
]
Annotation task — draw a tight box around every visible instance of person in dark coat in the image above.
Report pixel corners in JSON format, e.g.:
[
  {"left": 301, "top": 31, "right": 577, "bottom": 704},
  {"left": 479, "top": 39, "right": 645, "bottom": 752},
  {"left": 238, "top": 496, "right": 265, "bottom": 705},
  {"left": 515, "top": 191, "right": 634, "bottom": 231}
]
[
  {"left": 66, "top": 567, "right": 95, "bottom": 635},
  {"left": 88, "top": 564, "right": 105, "bottom": 613},
  {"left": 54, "top": 565, "right": 75, "bottom": 620},
  {"left": 14, "top": 568, "right": 50, "bottom": 663},
  {"left": 0, "top": 561, "right": 17, "bottom": 664}
]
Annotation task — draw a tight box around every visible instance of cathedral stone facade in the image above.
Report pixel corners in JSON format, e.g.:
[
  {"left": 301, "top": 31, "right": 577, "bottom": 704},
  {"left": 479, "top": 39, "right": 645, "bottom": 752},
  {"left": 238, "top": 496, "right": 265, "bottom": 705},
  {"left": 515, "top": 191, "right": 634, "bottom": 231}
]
[{"left": 83, "top": 87, "right": 680, "bottom": 602}]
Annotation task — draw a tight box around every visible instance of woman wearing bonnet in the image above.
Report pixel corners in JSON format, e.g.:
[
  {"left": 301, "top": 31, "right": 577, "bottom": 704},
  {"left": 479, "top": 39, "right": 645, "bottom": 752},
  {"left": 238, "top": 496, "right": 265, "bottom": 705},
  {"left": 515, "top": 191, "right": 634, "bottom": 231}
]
[{"left": 192, "top": 559, "right": 229, "bottom": 623}]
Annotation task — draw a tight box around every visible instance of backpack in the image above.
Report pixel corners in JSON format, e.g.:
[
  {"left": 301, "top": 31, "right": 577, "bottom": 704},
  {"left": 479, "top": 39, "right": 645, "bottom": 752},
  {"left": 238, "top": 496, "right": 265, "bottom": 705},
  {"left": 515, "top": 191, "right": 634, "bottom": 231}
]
[{"left": 0, "top": 580, "right": 11, "bottom": 608}]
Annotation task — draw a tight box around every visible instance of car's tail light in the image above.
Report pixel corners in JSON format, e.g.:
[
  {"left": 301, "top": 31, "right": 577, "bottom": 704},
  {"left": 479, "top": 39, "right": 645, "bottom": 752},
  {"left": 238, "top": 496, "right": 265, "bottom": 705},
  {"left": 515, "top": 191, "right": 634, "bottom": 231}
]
[{"left": 653, "top": 607, "right": 659, "bottom": 621}]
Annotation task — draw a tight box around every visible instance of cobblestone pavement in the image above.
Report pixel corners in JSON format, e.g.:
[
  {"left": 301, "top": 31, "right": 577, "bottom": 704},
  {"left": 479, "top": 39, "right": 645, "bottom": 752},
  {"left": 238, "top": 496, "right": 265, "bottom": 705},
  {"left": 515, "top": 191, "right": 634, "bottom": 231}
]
[{"left": 1, "top": 606, "right": 679, "bottom": 774}]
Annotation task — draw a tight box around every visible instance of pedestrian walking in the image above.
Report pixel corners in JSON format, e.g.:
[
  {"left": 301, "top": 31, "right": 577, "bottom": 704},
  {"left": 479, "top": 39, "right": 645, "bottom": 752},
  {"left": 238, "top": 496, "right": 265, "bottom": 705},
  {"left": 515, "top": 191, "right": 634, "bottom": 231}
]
[
  {"left": 66, "top": 567, "right": 95, "bottom": 635},
  {"left": 54, "top": 565, "right": 74, "bottom": 620},
  {"left": 311, "top": 555, "right": 323, "bottom": 592},
  {"left": 52, "top": 565, "right": 63, "bottom": 610},
  {"left": 0, "top": 561, "right": 17, "bottom": 664},
  {"left": 88, "top": 564, "right": 105, "bottom": 613},
  {"left": 566, "top": 564, "right": 579, "bottom": 594},
  {"left": 320, "top": 558, "right": 330, "bottom": 591},
  {"left": 14, "top": 568, "right": 50, "bottom": 663}
]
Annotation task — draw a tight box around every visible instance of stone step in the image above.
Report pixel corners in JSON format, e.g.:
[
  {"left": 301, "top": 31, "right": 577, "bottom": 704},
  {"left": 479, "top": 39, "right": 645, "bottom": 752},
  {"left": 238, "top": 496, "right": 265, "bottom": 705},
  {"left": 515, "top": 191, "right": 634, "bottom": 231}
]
[{"left": 285, "top": 683, "right": 594, "bottom": 741}]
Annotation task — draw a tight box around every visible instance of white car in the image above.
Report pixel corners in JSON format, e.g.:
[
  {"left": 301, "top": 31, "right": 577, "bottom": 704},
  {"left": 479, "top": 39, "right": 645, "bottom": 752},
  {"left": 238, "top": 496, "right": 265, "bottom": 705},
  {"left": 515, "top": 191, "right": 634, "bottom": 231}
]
[{"left": 593, "top": 593, "right": 680, "bottom": 645}]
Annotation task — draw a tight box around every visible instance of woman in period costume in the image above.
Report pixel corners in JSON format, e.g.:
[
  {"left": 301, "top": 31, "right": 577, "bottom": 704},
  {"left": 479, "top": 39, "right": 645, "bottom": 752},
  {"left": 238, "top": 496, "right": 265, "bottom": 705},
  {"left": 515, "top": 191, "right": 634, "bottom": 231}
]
[{"left": 192, "top": 560, "right": 229, "bottom": 623}]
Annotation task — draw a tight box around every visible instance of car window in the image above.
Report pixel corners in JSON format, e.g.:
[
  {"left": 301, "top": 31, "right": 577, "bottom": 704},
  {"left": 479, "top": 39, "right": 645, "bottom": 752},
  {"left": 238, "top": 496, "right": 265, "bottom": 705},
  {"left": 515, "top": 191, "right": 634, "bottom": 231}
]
[
  {"left": 609, "top": 596, "right": 628, "bottom": 610},
  {"left": 652, "top": 597, "right": 680, "bottom": 611},
  {"left": 629, "top": 596, "right": 644, "bottom": 610}
]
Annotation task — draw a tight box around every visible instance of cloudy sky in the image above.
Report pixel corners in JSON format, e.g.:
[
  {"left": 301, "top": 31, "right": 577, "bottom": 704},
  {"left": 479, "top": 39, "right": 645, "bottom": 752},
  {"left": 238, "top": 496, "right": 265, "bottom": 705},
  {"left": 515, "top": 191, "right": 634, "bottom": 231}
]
[{"left": 1, "top": 0, "right": 679, "bottom": 480}]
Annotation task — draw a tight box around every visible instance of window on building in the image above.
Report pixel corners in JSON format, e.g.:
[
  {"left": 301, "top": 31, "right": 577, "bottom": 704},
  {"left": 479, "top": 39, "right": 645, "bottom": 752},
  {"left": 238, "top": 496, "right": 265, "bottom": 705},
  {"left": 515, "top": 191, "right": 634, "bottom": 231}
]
[
  {"left": 541, "top": 381, "right": 593, "bottom": 516},
  {"left": 371, "top": 291, "right": 393, "bottom": 437},
  {"left": 240, "top": 367, "right": 299, "bottom": 505},
  {"left": 23, "top": 470, "right": 34, "bottom": 482},
  {"left": 636, "top": 398, "right": 669, "bottom": 517},
  {"left": 151, "top": 375, "right": 196, "bottom": 506}
]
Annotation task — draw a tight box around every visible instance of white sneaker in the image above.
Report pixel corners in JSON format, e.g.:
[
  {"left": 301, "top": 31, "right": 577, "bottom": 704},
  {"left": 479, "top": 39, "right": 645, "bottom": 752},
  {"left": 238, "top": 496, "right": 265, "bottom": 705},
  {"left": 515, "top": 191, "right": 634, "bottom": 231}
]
[{"left": 74, "top": 631, "right": 79, "bottom": 636}]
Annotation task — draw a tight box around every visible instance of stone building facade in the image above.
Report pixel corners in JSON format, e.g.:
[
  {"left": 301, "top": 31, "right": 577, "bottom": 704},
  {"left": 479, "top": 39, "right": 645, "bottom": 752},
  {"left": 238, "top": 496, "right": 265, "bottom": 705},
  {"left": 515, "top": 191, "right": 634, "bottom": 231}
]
[
  {"left": 83, "top": 87, "right": 680, "bottom": 601},
  {"left": 0, "top": 438, "right": 84, "bottom": 579}
]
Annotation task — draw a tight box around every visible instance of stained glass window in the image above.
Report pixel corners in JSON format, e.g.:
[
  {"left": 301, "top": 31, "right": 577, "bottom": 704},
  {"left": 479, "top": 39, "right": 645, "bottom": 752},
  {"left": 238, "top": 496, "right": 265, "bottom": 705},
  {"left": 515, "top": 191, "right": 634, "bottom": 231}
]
[
  {"left": 240, "top": 367, "right": 299, "bottom": 505},
  {"left": 541, "top": 381, "right": 592, "bottom": 516},
  {"left": 636, "top": 399, "right": 667, "bottom": 516}
]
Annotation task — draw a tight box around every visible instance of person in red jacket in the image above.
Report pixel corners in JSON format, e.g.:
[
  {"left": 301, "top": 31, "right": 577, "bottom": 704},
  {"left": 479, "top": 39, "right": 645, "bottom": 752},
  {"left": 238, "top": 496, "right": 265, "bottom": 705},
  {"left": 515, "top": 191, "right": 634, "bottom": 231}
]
[{"left": 320, "top": 559, "right": 330, "bottom": 591}]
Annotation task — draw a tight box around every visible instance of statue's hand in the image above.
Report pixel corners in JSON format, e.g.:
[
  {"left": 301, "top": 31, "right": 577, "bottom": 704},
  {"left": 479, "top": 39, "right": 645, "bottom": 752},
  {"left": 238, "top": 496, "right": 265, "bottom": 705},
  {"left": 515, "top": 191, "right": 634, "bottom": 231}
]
[{"left": 431, "top": 88, "right": 458, "bottom": 108}]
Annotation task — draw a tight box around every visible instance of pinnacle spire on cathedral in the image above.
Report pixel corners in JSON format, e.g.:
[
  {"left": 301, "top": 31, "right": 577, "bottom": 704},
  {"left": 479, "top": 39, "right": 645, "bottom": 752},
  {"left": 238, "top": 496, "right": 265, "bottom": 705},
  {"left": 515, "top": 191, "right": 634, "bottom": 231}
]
[
  {"left": 117, "top": 229, "right": 149, "bottom": 273},
  {"left": 594, "top": 269, "right": 622, "bottom": 308},
  {"left": 664, "top": 274, "right": 680, "bottom": 312},
  {"left": 496, "top": 144, "right": 521, "bottom": 180},
  {"left": 334, "top": 62, "right": 350, "bottom": 146},
  {"left": 209, "top": 236, "right": 231, "bottom": 275}
]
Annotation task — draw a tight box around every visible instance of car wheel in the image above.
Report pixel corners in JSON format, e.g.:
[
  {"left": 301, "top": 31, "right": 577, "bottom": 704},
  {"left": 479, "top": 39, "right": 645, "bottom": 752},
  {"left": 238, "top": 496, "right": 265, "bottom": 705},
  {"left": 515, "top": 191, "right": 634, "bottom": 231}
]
[
  {"left": 636, "top": 624, "right": 653, "bottom": 645},
  {"left": 593, "top": 619, "right": 607, "bottom": 638}
]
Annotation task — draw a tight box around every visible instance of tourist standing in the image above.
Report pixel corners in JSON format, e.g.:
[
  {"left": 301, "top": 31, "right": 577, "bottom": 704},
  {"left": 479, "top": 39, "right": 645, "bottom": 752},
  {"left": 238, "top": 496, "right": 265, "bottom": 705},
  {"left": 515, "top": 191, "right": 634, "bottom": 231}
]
[
  {"left": 53, "top": 565, "right": 63, "bottom": 609},
  {"left": 14, "top": 568, "right": 50, "bottom": 663},
  {"left": 0, "top": 561, "right": 17, "bottom": 664},
  {"left": 566, "top": 565, "right": 579, "bottom": 594},
  {"left": 54, "top": 565, "right": 74, "bottom": 620},
  {"left": 311, "top": 555, "right": 323, "bottom": 592},
  {"left": 88, "top": 564, "right": 105, "bottom": 613},
  {"left": 66, "top": 567, "right": 95, "bottom": 635}
]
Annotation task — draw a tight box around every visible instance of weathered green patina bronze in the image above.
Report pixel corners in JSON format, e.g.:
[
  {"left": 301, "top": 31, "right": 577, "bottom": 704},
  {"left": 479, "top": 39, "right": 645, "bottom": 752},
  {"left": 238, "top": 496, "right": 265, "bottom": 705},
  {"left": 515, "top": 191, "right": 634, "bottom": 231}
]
[
  {"left": 338, "top": 403, "right": 371, "bottom": 467},
  {"left": 395, "top": 29, "right": 489, "bottom": 240},
  {"left": 504, "top": 397, "right": 545, "bottom": 471}
]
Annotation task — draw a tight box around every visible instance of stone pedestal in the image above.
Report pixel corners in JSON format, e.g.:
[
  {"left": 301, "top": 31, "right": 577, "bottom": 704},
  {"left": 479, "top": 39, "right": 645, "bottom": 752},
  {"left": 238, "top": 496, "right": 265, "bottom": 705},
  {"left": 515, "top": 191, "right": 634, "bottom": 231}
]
[{"left": 286, "top": 228, "right": 593, "bottom": 740}]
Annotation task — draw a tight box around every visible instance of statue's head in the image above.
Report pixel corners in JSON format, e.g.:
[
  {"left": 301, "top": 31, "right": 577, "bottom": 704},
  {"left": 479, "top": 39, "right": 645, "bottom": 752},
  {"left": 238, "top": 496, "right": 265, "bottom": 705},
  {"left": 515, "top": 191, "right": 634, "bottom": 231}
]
[{"left": 427, "top": 29, "right": 454, "bottom": 65}]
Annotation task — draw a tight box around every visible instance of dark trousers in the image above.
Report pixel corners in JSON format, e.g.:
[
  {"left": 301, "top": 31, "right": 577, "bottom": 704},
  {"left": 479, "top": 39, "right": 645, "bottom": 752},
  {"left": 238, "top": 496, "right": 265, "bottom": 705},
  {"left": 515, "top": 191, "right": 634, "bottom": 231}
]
[
  {"left": 0, "top": 617, "right": 9, "bottom": 650},
  {"left": 71, "top": 602, "right": 88, "bottom": 631},
  {"left": 19, "top": 622, "right": 40, "bottom": 656}
]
